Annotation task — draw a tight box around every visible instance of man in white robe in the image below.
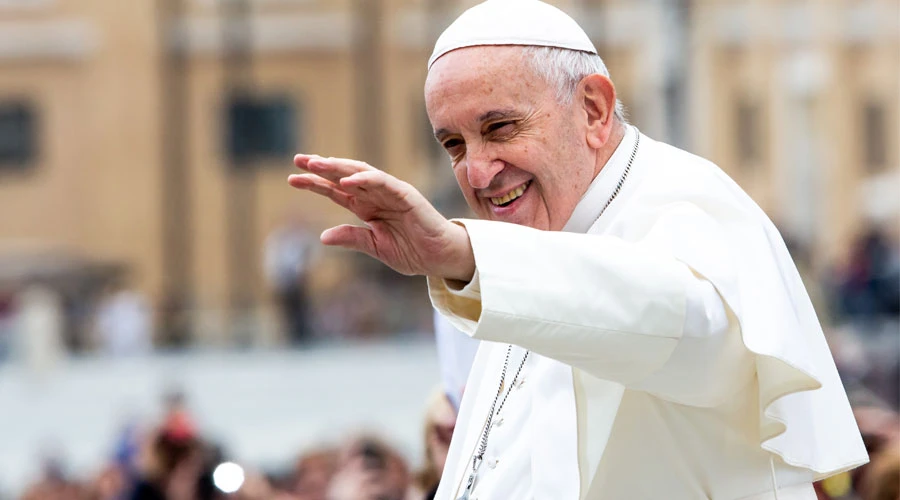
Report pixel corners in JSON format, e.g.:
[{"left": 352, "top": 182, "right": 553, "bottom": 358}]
[{"left": 288, "top": 1, "right": 867, "bottom": 498}]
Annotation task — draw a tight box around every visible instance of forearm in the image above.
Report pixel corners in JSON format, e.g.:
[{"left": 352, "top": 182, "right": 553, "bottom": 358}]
[{"left": 438, "top": 221, "right": 477, "bottom": 283}]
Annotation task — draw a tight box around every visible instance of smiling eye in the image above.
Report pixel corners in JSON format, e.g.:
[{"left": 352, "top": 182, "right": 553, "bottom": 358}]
[
  {"left": 442, "top": 138, "right": 464, "bottom": 150},
  {"left": 486, "top": 121, "right": 515, "bottom": 134}
]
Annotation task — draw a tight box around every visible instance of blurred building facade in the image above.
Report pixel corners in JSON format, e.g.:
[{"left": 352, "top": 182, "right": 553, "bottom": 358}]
[{"left": 0, "top": 0, "right": 896, "bottom": 348}]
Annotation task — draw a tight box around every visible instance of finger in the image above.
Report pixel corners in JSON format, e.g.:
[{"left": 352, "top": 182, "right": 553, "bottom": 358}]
[
  {"left": 305, "top": 156, "right": 377, "bottom": 184},
  {"left": 320, "top": 224, "right": 376, "bottom": 257},
  {"left": 315, "top": 156, "right": 377, "bottom": 173},
  {"left": 288, "top": 173, "right": 351, "bottom": 206},
  {"left": 287, "top": 173, "right": 352, "bottom": 209},
  {"left": 292, "top": 153, "right": 323, "bottom": 170},
  {"left": 339, "top": 170, "right": 389, "bottom": 190},
  {"left": 340, "top": 171, "right": 417, "bottom": 211}
]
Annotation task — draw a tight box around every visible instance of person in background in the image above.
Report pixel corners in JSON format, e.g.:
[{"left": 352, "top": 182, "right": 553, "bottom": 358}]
[
  {"left": 94, "top": 278, "right": 153, "bottom": 356},
  {"left": 291, "top": 447, "right": 339, "bottom": 500},
  {"left": 326, "top": 436, "right": 410, "bottom": 500},
  {"left": 835, "top": 228, "right": 900, "bottom": 324},
  {"left": 20, "top": 454, "right": 83, "bottom": 500},
  {"left": 0, "top": 285, "right": 15, "bottom": 362},
  {"left": 128, "top": 426, "right": 201, "bottom": 500},
  {"left": 264, "top": 216, "right": 317, "bottom": 345},
  {"left": 859, "top": 438, "right": 899, "bottom": 500},
  {"left": 87, "top": 464, "right": 128, "bottom": 500},
  {"left": 160, "top": 390, "right": 197, "bottom": 444},
  {"left": 412, "top": 388, "right": 457, "bottom": 500}
]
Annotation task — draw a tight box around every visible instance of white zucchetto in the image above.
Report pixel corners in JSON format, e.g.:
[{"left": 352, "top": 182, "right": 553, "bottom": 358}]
[{"left": 428, "top": 0, "right": 598, "bottom": 70}]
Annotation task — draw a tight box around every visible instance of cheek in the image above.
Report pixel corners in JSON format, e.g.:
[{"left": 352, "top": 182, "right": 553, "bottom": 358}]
[
  {"left": 453, "top": 165, "right": 477, "bottom": 199},
  {"left": 452, "top": 163, "right": 466, "bottom": 185}
]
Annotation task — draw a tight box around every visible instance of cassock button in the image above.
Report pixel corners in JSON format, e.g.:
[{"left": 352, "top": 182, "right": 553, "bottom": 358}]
[
  {"left": 488, "top": 457, "right": 499, "bottom": 469},
  {"left": 493, "top": 417, "right": 504, "bottom": 427},
  {"left": 516, "top": 378, "right": 526, "bottom": 390}
]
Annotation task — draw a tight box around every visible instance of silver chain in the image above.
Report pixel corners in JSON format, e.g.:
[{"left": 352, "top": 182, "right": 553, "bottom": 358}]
[
  {"left": 592, "top": 128, "right": 640, "bottom": 226},
  {"left": 461, "top": 127, "right": 640, "bottom": 497},
  {"left": 471, "top": 345, "right": 529, "bottom": 472}
]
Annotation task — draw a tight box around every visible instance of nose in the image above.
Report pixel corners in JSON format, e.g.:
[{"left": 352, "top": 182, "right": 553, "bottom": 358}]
[{"left": 465, "top": 147, "right": 504, "bottom": 190}]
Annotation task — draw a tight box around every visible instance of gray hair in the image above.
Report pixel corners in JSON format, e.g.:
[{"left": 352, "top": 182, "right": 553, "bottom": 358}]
[{"left": 523, "top": 46, "right": 627, "bottom": 123}]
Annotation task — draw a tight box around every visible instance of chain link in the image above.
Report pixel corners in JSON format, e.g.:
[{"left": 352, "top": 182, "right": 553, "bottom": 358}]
[
  {"left": 592, "top": 128, "right": 640, "bottom": 227},
  {"left": 473, "top": 346, "right": 529, "bottom": 469}
]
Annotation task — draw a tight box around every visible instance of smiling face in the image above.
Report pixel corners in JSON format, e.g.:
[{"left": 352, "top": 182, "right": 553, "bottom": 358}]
[{"left": 425, "top": 46, "right": 601, "bottom": 231}]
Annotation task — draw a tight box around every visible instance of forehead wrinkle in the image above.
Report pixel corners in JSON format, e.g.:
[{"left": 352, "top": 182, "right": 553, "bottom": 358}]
[{"left": 426, "top": 49, "right": 538, "bottom": 141}]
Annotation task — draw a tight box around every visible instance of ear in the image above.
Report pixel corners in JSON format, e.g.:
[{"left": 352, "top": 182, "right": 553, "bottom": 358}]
[{"left": 579, "top": 74, "right": 617, "bottom": 149}]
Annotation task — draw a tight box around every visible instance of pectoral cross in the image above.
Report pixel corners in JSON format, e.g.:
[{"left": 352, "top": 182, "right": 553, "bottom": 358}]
[{"left": 457, "top": 470, "right": 477, "bottom": 500}]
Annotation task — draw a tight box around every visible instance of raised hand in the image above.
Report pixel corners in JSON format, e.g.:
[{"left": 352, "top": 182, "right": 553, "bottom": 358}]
[{"left": 289, "top": 154, "right": 475, "bottom": 281}]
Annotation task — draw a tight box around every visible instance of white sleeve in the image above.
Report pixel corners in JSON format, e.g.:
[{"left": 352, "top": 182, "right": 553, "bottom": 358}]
[{"left": 429, "top": 207, "right": 754, "bottom": 407}]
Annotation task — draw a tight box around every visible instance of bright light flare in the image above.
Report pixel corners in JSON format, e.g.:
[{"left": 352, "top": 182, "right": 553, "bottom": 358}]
[{"left": 212, "top": 462, "right": 245, "bottom": 493}]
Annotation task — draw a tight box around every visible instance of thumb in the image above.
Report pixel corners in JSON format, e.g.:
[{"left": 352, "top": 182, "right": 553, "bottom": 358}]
[{"left": 321, "top": 224, "right": 376, "bottom": 257}]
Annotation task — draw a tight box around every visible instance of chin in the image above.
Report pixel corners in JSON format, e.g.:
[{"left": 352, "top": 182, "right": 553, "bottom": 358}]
[{"left": 498, "top": 213, "right": 539, "bottom": 229}]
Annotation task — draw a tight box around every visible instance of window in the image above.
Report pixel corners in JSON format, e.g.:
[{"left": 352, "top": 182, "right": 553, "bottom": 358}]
[
  {"left": 736, "top": 100, "right": 761, "bottom": 166},
  {"left": 862, "top": 101, "right": 887, "bottom": 171},
  {"left": 226, "top": 93, "right": 297, "bottom": 167},
  {"left": 0, "top": 101, "right": 38, "bottom": 170}
]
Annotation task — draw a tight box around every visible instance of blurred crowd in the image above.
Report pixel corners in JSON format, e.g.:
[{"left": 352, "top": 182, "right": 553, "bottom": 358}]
[
  {"left": 15, "top": 394, "right": 900, "bottom": 500},
  {"left": 815, "top": 227, "right": 899, "bottom": 500},
  {"left": 18, "top": 389, "right": 456, "bottom": 500},
  {"left": 826, "top": 228, "right": 900, "bottom": 410}
]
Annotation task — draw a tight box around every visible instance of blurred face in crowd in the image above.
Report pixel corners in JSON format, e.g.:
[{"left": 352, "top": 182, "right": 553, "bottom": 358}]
[
  {"left": 90, "top": 465, "right": 127, "bottom": 500},
  {"left": 425, "top": 393, "right": 456, "bottom": 474},
  {"left": 425, "top": 46, "right": 619, "bottom": 231},
  {"left": 293, "top": 448, "right": 338, "bottom": 500},
  {"left": 327, "top": 438, "right": 409, "bottom": 500}
]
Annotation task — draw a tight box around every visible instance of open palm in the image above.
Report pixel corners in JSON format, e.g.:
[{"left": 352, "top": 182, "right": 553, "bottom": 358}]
[{"left": 289, "top": 155, "right": 473, "bottom": 281}]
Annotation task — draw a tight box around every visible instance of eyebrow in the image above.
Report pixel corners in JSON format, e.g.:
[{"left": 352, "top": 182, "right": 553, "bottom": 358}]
[
  {"left": 433, "top": 108, "right": 520, "bottom": 141},
  {"left": 477, "top": 109, "right": 519, "bottom": 123}
]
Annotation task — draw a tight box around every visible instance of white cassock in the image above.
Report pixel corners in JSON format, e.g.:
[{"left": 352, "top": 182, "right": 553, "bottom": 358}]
[{"left": 428, "top": 127, "right": 867, "bottom": 500}]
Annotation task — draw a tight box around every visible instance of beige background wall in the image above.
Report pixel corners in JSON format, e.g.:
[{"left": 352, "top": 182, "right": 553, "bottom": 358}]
[{"left": 0, "top": 0, "right": 896, "bottom": 345}]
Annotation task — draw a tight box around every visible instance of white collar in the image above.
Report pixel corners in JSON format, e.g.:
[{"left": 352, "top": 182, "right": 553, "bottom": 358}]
[{"left": 562, "top": 125, "right": 638, "bottom": 234}]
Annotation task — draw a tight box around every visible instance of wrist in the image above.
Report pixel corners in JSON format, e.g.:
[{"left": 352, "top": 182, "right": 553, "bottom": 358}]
[{"left": 443, "top": 222, "right": 476, "bottom": 282}]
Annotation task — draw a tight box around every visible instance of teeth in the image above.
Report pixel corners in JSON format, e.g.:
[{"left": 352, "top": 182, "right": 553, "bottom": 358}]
[{"left": 491, "top": 183, "right": 528, "bottom": 206}]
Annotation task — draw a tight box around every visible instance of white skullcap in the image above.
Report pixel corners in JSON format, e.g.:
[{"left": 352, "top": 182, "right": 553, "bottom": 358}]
[{"left": 428, "top": 0, "right": 597, "bottom": 70}]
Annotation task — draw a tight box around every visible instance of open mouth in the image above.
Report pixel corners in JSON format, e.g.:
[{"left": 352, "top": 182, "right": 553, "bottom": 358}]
[{"left": 490, "top": 180, "right": 531, "bottom": 207}]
